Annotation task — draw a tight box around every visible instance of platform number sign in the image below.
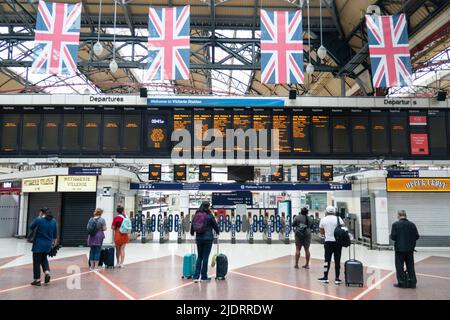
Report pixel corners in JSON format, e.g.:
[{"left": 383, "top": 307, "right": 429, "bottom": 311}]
[
  {"left": 148, "top": 164, "right": 162, "bottom": 181},
  {"left": 321, "top": 165, "right": 333, "bottom": 182},
  {"left": 199, "top": 165, "right": 212, "bottom": 181},
  {"left": 297, "top": 165, "right": 310, "bottom": 182}
]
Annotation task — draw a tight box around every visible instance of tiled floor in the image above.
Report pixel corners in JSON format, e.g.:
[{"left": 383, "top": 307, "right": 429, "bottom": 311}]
[{"left": 1, "top": 238, "right": 450, "bottom": 300}]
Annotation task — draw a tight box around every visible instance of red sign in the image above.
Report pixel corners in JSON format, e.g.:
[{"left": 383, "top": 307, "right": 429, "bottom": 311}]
[
  {"left": 409, "top": 116, "right": 427, "bottom": 126},
  {"left": 410, "top": 133, "right": 429, "bottom": 155}
]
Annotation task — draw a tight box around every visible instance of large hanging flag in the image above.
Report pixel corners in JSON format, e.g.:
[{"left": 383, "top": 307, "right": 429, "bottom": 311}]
[
  {"left": 147, "top": 6, "right": 190, "bottom": 81},
  {"left": 260, "top": 9, "right": 303, "bottom": 84},
  {"left": 366, "top": 13, "right": 413, "bottom": 88},
  {"left": 31, "top": 1, "right": 82, "bottom": 75}
]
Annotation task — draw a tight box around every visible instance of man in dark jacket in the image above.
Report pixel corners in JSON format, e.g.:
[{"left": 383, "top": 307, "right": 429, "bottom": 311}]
[
  {"left": 390, "top": 210, "right": 420, "bottom": 288},
  {"left": 190, "top": 202, "right": 220, "bottom": 282}
]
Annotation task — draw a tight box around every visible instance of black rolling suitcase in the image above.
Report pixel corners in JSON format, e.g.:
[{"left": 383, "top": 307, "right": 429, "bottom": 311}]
[
  {"left": 344, "top": 241, "right": 364, "bottom": 287},
  {"left": 215, "top": 238, "right": 228, "bottom": 280},
  {"left": 99, "top": 246, "right": 115, "bottom": 268}
]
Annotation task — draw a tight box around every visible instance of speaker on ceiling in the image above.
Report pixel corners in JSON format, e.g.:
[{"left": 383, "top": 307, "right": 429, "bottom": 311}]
[
  {"left": 289, "top": 89, "right": 297, "bottom": 100},
  {"left": 140, "top": 87, "right": 148, "bottom": 98},
  {"left": 437, "top": 90, "right": 447, "bottom": 101}
]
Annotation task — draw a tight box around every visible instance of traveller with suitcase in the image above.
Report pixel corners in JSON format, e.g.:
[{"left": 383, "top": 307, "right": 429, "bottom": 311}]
[
  {"left": 190, "top": 201, "right": 220, "bottom": 283},
  {"left": 182, "top": 234, "right": 197, "bottom": 279},
  {"left": 86, "top": 208, "right": 107, "bottom": 270},
  {"left": 345, "top": 240, "right": 364, "bottom": 287}
]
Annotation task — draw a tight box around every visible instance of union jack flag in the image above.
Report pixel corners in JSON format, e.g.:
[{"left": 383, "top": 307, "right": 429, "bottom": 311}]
[
  {"left": 147, "top": 6, "right": 190, "bottom": 81},
  {"left": 31, "top": 1, "right": 82, "bottom": 75},
  {"left": 366, "top": 14, "right": 413, "bottom": 88},
  {"left": 260, "top": 9, "right": 303, "bottom": 84}
]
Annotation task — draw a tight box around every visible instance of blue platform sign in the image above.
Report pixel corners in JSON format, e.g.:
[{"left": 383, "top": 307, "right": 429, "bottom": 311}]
[
  {"left": 147, "top": 97, "right": 284, "bottom": 107},
  {"left": 212, "top": 191, "right": 253, "bottom": 206},
  {"left": 68, "top": 167, "right": 102, "bottom": 176},
  {"left": 387, "top": 170, "right": 419, "bottom": 178},
  {"left": 130, "top": 183, "right": 351, "bottom": 191}
]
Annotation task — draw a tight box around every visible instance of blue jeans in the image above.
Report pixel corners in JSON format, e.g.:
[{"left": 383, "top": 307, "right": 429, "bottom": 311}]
[
  {"left": 194, "top": 240, "right": 213, "bottom": 280},
  {"left": 89, "top": 246, "right": 102, "bottom": 262}
]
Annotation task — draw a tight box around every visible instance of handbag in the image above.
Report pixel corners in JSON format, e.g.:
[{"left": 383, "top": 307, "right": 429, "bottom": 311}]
[{"left": 48, "top": 244, "right": 61, "bottom": 258}]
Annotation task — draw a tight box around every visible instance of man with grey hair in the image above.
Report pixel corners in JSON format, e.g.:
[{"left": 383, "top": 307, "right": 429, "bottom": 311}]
[{"left": 390, "top": 210, "right": 420, "bottom": 288}]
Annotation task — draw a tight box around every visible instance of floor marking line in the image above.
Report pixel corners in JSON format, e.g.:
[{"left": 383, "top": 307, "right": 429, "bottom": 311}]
[
  {"left": 230, "top": 270, "right": 346, "bottom": 300},
  {"left": 0, "top": 270, "right": 93, "bottom": 295},
  {"left": 140, "top": 281, "right": 196, "bottom": 300},
  {"left": 417, "top": 273, "right": 450, "bottom": 281},
  {"left": 93, "top": 271, "right": 136, "bottom": 300},
  {"left": 352, "top": 271, "right": 395, "bottom": 301}
]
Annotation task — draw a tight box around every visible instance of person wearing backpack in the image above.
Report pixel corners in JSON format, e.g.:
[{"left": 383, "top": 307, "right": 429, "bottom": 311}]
[
  {"left": 317, "top": 206, "right": 345, "bottom": 285},
  {"left": 112, "top": 206, "right": 131, "bottom": 268},
  {"left": 29, "top": 207, "right": 58, "bottom": 286},
  {"left": 190, "top": 201, "right": 220, "bottom": 283},
  {"left": 87, "top": 208, "right": 107, "bottom": 270},
  {"left": 293, "top": 207, "right": 313, "bottom": 269}
]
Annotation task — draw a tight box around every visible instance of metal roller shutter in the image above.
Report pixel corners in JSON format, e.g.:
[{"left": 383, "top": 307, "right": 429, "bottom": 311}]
[
  {"left": 27, "top": 192, "right": 62, "bottom": 238},
  {"left": 388, "top": 193, "right": 450, "bottom": 247},
  {"left": 0, "top": 195, "right": 19, "bottom": 237},
  {"left": 61, "top": 192, "right": 96, "bottom": 247}
]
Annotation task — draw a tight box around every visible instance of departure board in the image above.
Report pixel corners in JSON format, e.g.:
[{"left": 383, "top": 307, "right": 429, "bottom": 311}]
[
  {"left": 390, "top": 111, "right": 408, "bottom": 155},
  {"left": 312, "top": 114, "right": 330, "bottom": 154},
  {"left": 41, "top": 114, "right": 60, "bottom": 152},
  {"left": 321, "top": 165, "right": 333, "bottom": 182},
  {"left": 199, "top": 165, "right": 212, "bottom": 181},
  {"left": 213, "top": 110, "right": 232, "bottom": 155},
  {"left": 174, "top": 164, "right": 187, "bottom": 181},
  {"left": 233, "top": 110, "right": 252, "bottom": 153},
  {"left": 351, "top": 114, "right": 369, "bottom": 153},
  {"left": 332, "top": 115, "right": 350, "bottom": 154},
  {"left": 271, "top": 165, "right": 284, "bottom": 182},
  {"left": 82, "top": 114, "right": 100, "bottom": 152},
  {"left": 1, "top": 114, "right": 19, "bottom": 152},
  {"left": 371, "top": 112, "right": 389, "bottom": 154},
  {"left": 253, "top": 111, "right": 272, "bottom": 154},
  {"left": 122, "top": 114, "right": 141, "bottom": 152},
  {"left": 103, "top": 115, "right": 121, "bottom": 152},
  {"left": 147, "top": 112, "right": 170, "bottom": 155},
  {"left": 409, "top": 112, "right": 429, "bottom": 155},
  {"left": 22, "top": 114, "right": 40, "bottom": 152},
  {"left": 272, "top": 111, "right": 291, "bottom": 154},
  {"left": 428, "top": 110, "right": 447, "bottom": 155},
  {"left": 173, "top": 110, "right": 192, "bottom": 157},
  {"left": 62, "top": 114, "right": 81, "bottom": 152},
  {"left": 292, "top": 113, "right": 311, "bottom": 153},
  {"left": 194, "top": 110, "right": 213, "bottom": 155},
  {"left": 148, "top": 164, "right": 161, "bottom": 181},
  {"left": 297, "top": 165, "right": 310, "bottom": 182}
]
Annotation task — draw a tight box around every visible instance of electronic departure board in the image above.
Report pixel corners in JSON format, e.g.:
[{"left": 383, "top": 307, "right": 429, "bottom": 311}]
[
  {"left": 297, "top": 165, "right": 310, "bottom": 182},
  {"left": 148, "top": 164, "right": 161, "bottom": 181},
  {"left": 273, "top": 110, "right": 291, "bottom": 154},
  {"left": 22, "top": 114, "right": 40, "bottom": 152},
  {"left": 103, "top": 115, "right": 121, "bottom": 152},
  {"left": 321, "top": 165, "right": 333, "bottom": 182},
  {"left": 41, "top": 114, "right": 60, "bottom": 152},
  {"left": 271, "top": 165, "right": 284, "bottom": 182},
  {"left": 292, "top": 112, "right": 311, "bottom": 153},
  {"left": 199, "top": 165, "right": 212, "bottom": 181},
  {"left": 2, "top": 106, "right": 450, "bottom": 159},
  {"left": 312, "top": 112, "right": 330, "bottom": 154},
  {"left": 174, "top": 164, "right": 187, "bottom": 181}
]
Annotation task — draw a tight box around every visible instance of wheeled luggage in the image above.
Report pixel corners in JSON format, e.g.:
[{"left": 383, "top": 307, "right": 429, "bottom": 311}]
[
  {"left": 344, "top": 241, "right": 364, "bottom": 287},
  {"left": 215, "top": 238, "right": 228, "bottom": 280},
  {"left": 182, "top": 237, "right": 197, "bottom": 279},
  {"left": 99, "top": 246, "right": 115, "bottom": 268}
]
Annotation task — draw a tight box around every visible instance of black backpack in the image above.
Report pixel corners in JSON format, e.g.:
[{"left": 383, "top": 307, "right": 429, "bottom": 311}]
[
  {"left": 295, "top": 216, "right": 309, "bottom": 238},
  {"left": 334, "top": 216, "right": 351, "bottom": 247}
]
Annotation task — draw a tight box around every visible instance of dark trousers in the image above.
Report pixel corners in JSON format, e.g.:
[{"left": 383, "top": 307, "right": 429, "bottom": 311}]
[
  {"left": 33, "top": 252, "right": 50, "bottom": 280},
  {"left": 323, "top": 241, "right": 342, "bottom": 279},
  {"left": 395, "top": 251, "right": 417, "bottom": 287},
  {"left": 194, "top": 240, "right": 213, "bottom": 280}
]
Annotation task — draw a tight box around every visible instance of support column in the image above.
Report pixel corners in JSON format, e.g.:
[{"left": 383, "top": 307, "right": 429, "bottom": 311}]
[
  {"left": 374, "top": 191, "right": 390, "bottom": 245},
  {"left": 17, "top": 193, "right": 28, "bottom": 236},
  {"left": 290, "top": 191, "right": 301, "bottom": 216},
  {"left": 340, "top": 76, "right": 346, "bottom": 97},
  {"left": 179, "top": 191, "right": 190, "bottom": 215}
]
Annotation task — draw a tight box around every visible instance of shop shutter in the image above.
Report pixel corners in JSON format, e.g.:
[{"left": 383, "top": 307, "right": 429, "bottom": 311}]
[{"left": 27, "top": 192, "right": 62, "bottom": 238}]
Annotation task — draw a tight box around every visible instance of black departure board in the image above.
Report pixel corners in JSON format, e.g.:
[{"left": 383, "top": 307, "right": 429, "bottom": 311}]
[
  {"left": 194, "top": 110, "right": 213, "bottom": 155},
  {"left": 272, "top": 110, "right": 291, "bottom": 154},
  {"left": 1, "top": 114, "right": 19, "bottom": 152},
  {"left": 371, "top": 112, "right": 389, "bottom": 154},
  {"left": 41, "top": 114, "right": 60, "bottom": 152},
  {"left": 147, "top": 111, "right": 170, "bottom": 155},
  {"left": 332, "top": 115, "right": 350, "bottom": 154},
  {"left": 122, "top": 114, "right": 141, "bottom": 152},
  {"left": 233, "top": 110, "right": 252, "bottom": 153},
  {"left": 103, "top": 115, "right": 121, "bottom": 152},
  {"left": 271, "top": 165, "right": 284, "bottom": 182},
  {"left": 351, "top": 114, "right": 369, "bottom": 154},
  {"left": 173, "top": 110, "right": 192, "bottom": 157},
  {"left": 199, "top": 165, "right": 212, "bottom": 181},
  {"left": 292, "top": 113, "right": 311, "bottom": 153},
  {"left": 22, "top": 114, "right": 40, "bottom": 152},
  {"left": 390, "top": 111, "right": 408, "bottom": 155},
  {"left": 62, "top": 114, "right": 81, "bottom": 152},
  {"left": 312, "top": 113, "right": 330, "bottom": 154},
  {"left": 321, "top": 165, "right": 333, "bottom": 182},
  {"left": 148, "top": 164, "right": 161, "bottom": 181},
  {"left": 428, "top": 110, "right": 447, "bottom": 156},
  {"left": 253, "top": 111, "right": 272, "bottom": 154},
  {"left": 213, "top": 110, "right": 232, "bottom": 156},
  {"left": 297, "top": 165, "right": 310, "bottom": 182},
  {"left": 82, "top": 114, "right": 100, "bottom": 152},
  {"left": 174, "top": 164, "right": 187, "bottom": 181}
]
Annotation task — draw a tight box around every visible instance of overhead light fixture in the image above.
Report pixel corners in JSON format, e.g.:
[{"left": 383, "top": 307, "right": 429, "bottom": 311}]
[
  {"left": 306, "top": 63, "right": 314, "bottom": 74},
  {"left": 306, "top": 0, "right": 314, "bottom": 74},
  {"left": 93, "top": 0, "right": 103, "bottom": 55},
  {"left": 110, "top": 0, "right": 118, "bottom": 73},
  {"left": 317, "top": 0, "right": 327, "bottom": 60},
  {"left": 109, "top": 60, "right": 118, "bottom": 74}
]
